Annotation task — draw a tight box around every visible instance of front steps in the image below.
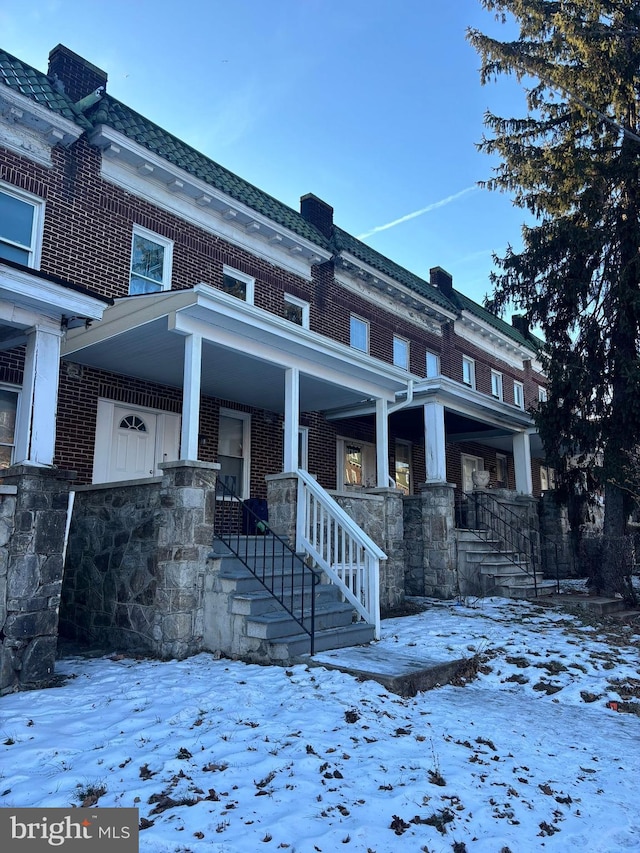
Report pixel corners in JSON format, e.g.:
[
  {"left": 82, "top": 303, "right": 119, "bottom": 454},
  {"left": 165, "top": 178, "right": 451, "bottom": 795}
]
[
  {"left": 457, "top": 530, "right": 556, "bottom": 599},
  {"left": 205, "top": 537, "right": 375, "bottom": 663}
]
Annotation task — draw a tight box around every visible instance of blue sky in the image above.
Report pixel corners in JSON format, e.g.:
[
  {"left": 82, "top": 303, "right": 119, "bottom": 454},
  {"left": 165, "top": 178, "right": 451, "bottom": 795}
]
[{"left": 1, "top": 0, "right": 528, "bottom": 309}]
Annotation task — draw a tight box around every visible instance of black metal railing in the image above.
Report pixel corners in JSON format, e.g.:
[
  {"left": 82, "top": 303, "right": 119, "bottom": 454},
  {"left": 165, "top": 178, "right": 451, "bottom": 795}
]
[
  {"left": 212, "top": 478, "right": 321, "bottom": 654},
  {"left": 455, "top": 491, "right": 560, "bottom": 595}
]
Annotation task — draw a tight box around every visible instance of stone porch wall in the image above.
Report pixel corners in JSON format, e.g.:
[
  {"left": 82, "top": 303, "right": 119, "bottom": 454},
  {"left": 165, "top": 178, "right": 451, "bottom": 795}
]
[
  {"left": 60, "top": 461, "right": 219, "bottom": 660},
  {"left": 265, "top": 475, "right": 405, "bottom": 613},
  {"left": 0, "top": 466, "right": 74, "bottom": 695},
  {"left": 403, "top": 483, "right": 458, "bottom": 599}
]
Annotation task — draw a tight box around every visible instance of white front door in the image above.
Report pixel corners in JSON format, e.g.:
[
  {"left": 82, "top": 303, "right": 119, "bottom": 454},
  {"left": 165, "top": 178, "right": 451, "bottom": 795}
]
[{"left": 93, "top": 400, "right": 181, "bottom": 483}]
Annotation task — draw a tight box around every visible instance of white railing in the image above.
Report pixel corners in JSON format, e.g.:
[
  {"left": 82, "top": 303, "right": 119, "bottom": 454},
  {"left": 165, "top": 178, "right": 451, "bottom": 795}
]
[{"left": 295, "top": 469, "right": 386, "bottom": 639}]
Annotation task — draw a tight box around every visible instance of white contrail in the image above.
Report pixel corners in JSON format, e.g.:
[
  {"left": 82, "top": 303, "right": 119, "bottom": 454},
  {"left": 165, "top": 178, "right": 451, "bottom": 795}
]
[{"left": 357, "top": 185, "right": 478, "bottom": 240}]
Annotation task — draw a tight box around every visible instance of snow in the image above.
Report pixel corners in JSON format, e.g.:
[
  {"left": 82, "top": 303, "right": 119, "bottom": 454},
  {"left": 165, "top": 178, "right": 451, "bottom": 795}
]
[{"left": 2, "top": 594, "right": 640, "bottom": 852}]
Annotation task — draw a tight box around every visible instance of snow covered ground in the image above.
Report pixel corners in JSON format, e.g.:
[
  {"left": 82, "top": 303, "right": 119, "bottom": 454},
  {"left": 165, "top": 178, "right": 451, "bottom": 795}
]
[{"left": 2, "top": 593, "right": 640, "bottom": 852}]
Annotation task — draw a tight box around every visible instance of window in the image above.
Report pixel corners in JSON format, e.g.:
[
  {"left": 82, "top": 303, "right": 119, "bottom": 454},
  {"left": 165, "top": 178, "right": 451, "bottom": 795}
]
[
  {"left": 0, "top": 185, "right": 43, "bottom": 267},
  {"left": 491, "top": 370, "right": 503, "bottom": 400},
  {"left": 222, "top": 265, "right": 254, "bottom": 303},
  {"left": 395, "top": 441, "right": 412, "bottom": 494},
  {"left": 0, "top": 388, "right": 19, "bottom": 468},
  {"left": 495, "top": 453, "right": 508, "bottom": 488},
  {"left": 217, "top": 410, "right": 251, "bottom": 498},
  {"left": 339, "top": 438, "right": 376, "bottom": 488},
  {"left": 538, "top": 386, "right": 548, "bottom": 403},
  {"left": 129, "top": 227, "right": 173, "bottom": 294},
  {"left": 283, "top": 294, "right": 309, "bottom": 328},
  {"left": 462, "top": 356, "right": 475, "bottom": 388},
  {"left": 350, "top": 315, "right": 369, "bottom": 353},
  {"left": 426, "top": 351, "right": 440, "bottom": 378},
  {"left": 393, "top": 336, "right": 409, "bottom": 370},
  {"left": 540, "top": 465, "right": 556, "bottom": 491},
  {"left": 513, "top": 381, "right": 524, "bottom": 409}
]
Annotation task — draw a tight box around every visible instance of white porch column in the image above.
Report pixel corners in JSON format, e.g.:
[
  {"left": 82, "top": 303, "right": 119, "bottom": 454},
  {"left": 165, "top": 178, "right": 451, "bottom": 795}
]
[
  {"left": 283, "top": 367, "right": 300, "bottom": 472},
  {"left": 14, "top": 325, "right": 63, "bottom": 466},
  {"left": 424, "top": 401, "right": 447, "bottom": 482},
  {"left": 375, "top": 397, "right": 390, "bottom": 487},
  {"left": 513, "top": 430, "right": 534, "bottom": 495},
  {"left": 180, "top": 333, "right": 202, "bottom": 460}
]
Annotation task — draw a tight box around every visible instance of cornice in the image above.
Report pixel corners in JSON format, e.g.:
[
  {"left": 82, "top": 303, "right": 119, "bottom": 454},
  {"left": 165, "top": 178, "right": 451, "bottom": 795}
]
[
  {"left": 0, "top": 85, "right": 82, "bottom": 166},
  {"left": 89, "top": 126, "right": 331, "bottom": 280}
]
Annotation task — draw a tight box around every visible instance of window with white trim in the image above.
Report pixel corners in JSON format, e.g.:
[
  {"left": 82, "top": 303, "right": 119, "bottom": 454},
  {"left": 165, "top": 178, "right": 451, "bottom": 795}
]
[
  {"left": 217, "top": 409, "right": 251, "bottom": 498},
  {"left": 129, "top": 226, "right": 173, "bottom": 294},
  {"left": 393, "top": 335, "right": 409, "bottom": 370},
  {"left": 338, "top": 437, "right": 376, "bottom": 488},
  {"left": 283, "top": 294, "right": 309, "bottom": 328},
  {"left": 222, "top": 265, "right": 255, "bottom": 303},
  {"left": 350, "top": 315, "right": 369, "bottom": 353},
  {"left": 0, "top": 387, "right": 19, "bottom": 469},
  {"left": 462, "top": 356, "right": 476, "bottom": 388},
  {"left": 0, "top": 185, "right": 43, "bottom": 267},
  {"left": 426, "top": 351, "right": 440, "bottom": 378},
  {"left": 540, "top": 464, "right": 556, "bottom": 491},
  {"left": 395, "top": 440, "right": 412, "bottom": 494},
  {"left": 538, "top": 385, "right": 548, "bottom": 403},
  {"left": 491, "top": 370, "right": 504, "bottom": 400},
  {"left": 513, "top": 380, "right": 524, "bottom": 409}
]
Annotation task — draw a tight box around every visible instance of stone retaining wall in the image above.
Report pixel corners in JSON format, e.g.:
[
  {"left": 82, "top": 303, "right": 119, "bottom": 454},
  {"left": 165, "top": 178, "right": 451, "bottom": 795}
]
[
  {"left": 60, "top": 461, "right": 218, "bottom": 659},
  {"left": 0, "top": 466, "right": 74, "bottom": 695}
]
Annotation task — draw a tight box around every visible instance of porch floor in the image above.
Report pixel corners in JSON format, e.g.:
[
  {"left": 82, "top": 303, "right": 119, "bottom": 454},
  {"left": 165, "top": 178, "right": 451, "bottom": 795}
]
[{"left": 303, "top": 645, "right": 468, "bottom": 698}]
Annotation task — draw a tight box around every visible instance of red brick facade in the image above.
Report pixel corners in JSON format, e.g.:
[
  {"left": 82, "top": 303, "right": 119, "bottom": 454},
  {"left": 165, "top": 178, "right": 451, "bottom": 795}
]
[{"left": 0, "top": 49, "right": 549, "bottom": 497}]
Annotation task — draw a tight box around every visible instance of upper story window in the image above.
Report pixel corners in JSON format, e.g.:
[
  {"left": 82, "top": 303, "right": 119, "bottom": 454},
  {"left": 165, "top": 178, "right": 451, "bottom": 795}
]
[
  {"left": 513, "top": 380, "right": 524, "bottom": 409},
  {"left": 462, "top": 356, "right": 476, "bottom": 389},
  {"left": 0, "top": 387, "right": 19, "bottom": 469},
  {"left": 393, "top": 336, "right": 409, "bottom": 370},
  {"left": 426, "top": 351, "right": 440, "bottom": 378},
  {"left": 491, "top": 370, "right": 504, "bottom": 401},
  {"left": 0, "top": 185, "right": 43, "bottom": 267},
  {"left": 350, "top": 315, "right": 369, "bottom": 353},
  {"left": 538, "top": 385, "right": 548, "bottom": 403},
  {"left": 222, "top": 265, "right": 255, "bottom": 303},
  {"left": 129, "top": 227, "right": 173, "bottom": 294},
  {"left": 283, "top": 294, "right": 310, "bottom": 328}
]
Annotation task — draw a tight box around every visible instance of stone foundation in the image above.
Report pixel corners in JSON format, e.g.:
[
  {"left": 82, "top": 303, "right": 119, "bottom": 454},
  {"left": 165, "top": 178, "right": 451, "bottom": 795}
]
[
  {"left": 0, "top": 466, "right": 75, "bottom": 695},
  {"left": 61, "top": 461, "right": 219, "bottom": 660}
]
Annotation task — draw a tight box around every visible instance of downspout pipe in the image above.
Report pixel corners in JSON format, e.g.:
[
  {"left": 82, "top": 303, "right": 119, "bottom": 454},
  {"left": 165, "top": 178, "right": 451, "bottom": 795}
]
[{"left": 388, "top": 379, "right": 414, "bottom": 415}]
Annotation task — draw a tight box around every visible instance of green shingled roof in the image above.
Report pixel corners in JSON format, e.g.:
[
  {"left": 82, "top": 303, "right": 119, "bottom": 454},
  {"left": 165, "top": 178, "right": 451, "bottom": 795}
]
[
  {"left": 332, "top": 226, "right": 457, "bottom": 314},
  {"left": 86, "top": 95, "right": 331, "bottom": 250},
  {"left": 454, "top": 289, "right": 543, "bottom": 351},
  {"left": 0, "top": 48, "right": 91, "bottom": 129},
  {"left": 0, "top": 46, "right": 542, "bottom": 354}
]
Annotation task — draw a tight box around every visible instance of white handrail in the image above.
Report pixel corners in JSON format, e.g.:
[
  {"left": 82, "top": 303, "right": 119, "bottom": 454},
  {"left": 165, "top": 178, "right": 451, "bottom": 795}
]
[{"left": 295, "top": 469, "right": 385, "bottom": 638}]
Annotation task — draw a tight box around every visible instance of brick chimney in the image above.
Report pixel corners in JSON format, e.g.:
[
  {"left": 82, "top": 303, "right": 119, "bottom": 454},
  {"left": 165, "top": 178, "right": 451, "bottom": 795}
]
[
  {"left": 48, "top": 44, "right": 107, "bottom": 103},
  {"left": 300, "top": 194, "right": 334, "bottom": 239},
  {"left": 429, "top": 266, "right": 453, "bottom": 298},
  {"left": 511, "top": 314, "right": 530, "bottom": 338}
]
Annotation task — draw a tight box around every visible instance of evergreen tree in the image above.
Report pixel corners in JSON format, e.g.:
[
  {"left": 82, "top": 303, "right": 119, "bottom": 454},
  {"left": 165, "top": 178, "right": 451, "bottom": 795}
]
[{"left": 468, "top": 0, "right": 640, "bottom": 601}]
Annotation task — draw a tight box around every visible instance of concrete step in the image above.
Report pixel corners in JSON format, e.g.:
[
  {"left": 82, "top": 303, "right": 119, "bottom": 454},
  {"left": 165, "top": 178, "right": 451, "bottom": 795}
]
[
  {"left": 495, "top": 578, "right": 556, "bottom": 599},
  {"left": 478, "top": 560, "right": 532, "bottom": 577},
  {"left": 546, "top": 593, "right": 629, "bottom": 615},
  {"left": 269, "top": 622, "right": 376, "bottom": 660},
  {"left": 246, "top": 601, "right": 355, "bottom": 640},
  {"left": 231, "top": 583, "right": 339, "bottom": 617}
]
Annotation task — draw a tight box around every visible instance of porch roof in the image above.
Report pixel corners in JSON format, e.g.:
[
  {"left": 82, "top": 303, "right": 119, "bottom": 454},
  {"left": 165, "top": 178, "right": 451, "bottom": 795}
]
[
  {"left": 61, "top": 284, "right": 410, "bottom": 413},
  {"left": 325, "top": 375, "right": 545, "bottom": 456},
  {"left": 0, "top": 260, "right": 110, "bottom": 350}
]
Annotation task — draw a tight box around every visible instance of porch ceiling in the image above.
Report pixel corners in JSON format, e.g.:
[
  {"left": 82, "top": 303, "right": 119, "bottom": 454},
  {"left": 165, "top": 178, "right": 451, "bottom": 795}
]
[{"left": 61, "top": 285, "right": 409, "bottom": 413}]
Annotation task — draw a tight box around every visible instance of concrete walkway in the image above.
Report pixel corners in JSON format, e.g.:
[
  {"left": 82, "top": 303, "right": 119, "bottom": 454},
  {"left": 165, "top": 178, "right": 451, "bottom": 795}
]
[{"left": 304, "top": 645, "right": 468, "bottom": 698}]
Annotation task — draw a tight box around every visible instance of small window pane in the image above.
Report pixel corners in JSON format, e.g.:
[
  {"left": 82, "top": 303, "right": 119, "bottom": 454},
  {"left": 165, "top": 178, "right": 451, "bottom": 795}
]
[
  {"left": 426, "top": 352, "right": 439, "bottom": 377},
  {"left": 222, "top": 274, "right": 247, "bottom": 300},
  {"left": 284, "top": 300, "right": 303, "bottom": 325},
  {"left": 393, "top": 337, "right": 409, "bottom": 369},
  {"left": 218, "top": 415, "right": 243, "bottom": 457},
  {"left": 132, "top": 235, "right": 164, "bottom": 283},
  {"left": 350, "top": 316, "right": 368, "bottom": 352},
  {"left": 0, "top": 191, "right": 34, "bottom": 247}
]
